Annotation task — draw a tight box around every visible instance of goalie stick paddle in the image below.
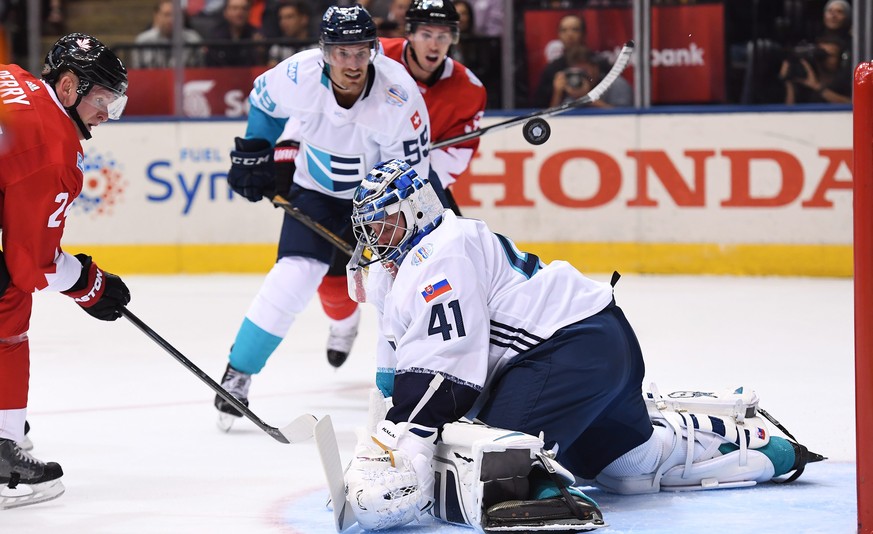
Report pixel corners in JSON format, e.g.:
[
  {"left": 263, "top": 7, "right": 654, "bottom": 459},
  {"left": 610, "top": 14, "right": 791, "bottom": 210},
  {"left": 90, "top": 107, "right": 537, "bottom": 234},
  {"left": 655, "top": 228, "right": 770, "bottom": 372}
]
[
  {"left": 432, "top": 40, "right": 635, "bottom": 150},
  {"left": 314, "top": 415, "right": 357, "bottom": 532},
  {"left": 271, "top": 194, "right": 356, "bottom": 258},
  {"left": 121, "top": 308, "right": 317, "bottom": 444}
]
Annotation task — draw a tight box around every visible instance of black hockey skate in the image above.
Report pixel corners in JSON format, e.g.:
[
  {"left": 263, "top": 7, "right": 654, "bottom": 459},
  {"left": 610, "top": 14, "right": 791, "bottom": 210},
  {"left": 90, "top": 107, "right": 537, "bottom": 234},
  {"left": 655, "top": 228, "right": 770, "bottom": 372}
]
[
  {"left": 326, "top": 317, "right": 359, "bottom": 368},
  {"left": 16, "top": 420, "right": 33, "bottom": 451},
  {"left": 0, "top": 438, "right": 65, "bottom": 510},
  {"left": 215, "top": 363, "right": 251, "bottom": 432}
]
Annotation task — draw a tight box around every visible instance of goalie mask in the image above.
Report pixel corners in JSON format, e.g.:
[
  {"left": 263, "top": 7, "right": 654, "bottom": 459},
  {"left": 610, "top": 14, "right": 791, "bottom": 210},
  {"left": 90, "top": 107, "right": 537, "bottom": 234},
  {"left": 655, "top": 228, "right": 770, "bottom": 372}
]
[
  {"left": 42, "top": 33, "right": 128, "bottom": 139},
  {"left": 351, "top": 159, "right": 445, "bottom": 270}
]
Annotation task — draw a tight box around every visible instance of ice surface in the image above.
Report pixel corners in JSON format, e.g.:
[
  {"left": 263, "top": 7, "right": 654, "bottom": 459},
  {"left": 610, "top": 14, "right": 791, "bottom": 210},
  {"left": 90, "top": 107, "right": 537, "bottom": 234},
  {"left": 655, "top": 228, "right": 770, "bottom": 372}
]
[{"left": 2, "top": 274, "right": 856, "bottom": 533}]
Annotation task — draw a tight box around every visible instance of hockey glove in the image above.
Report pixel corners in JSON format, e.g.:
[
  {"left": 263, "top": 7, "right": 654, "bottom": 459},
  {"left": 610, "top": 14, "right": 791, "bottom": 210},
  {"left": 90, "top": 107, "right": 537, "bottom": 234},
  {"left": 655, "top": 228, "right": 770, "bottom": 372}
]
[
  {"left": 62, "top": 254, "right": 130, "bottom": 321},
  {"left": 228, "top": 137, "right": 274, "bottom": 202},
  {"left": 345, "top": 420, "right": 437, "bottom": 530},
  {"left": 272, "top": 139, "right": 299, "bottom": 200}
]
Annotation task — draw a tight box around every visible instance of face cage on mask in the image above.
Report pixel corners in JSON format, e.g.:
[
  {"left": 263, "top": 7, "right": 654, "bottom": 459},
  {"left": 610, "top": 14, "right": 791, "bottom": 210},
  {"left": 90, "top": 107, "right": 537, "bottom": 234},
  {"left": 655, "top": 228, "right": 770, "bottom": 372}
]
[{"left": 352, "top": 202, "right": 415, "bottom": 266}]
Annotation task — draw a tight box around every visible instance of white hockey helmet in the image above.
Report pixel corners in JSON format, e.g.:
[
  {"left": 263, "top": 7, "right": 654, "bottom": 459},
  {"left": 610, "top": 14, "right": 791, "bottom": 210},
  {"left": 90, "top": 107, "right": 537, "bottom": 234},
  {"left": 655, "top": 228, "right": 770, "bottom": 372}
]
[{"left": 351, "top": 159, "right": 445, "bottom": 268}]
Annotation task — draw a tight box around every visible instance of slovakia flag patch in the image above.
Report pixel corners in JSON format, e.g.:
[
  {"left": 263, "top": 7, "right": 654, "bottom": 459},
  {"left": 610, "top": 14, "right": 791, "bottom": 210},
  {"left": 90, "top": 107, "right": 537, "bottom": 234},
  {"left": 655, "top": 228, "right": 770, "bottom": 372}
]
[{"left": 421, "top": 279, "right": 452, "bottom": 302}]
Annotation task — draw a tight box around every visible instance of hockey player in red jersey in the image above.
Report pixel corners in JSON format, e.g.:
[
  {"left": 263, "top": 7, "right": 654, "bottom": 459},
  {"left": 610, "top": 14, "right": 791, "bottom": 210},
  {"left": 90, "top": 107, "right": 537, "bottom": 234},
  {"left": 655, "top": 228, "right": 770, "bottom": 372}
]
[
  {"left": 380, "top": 0, "right": 485, "bottom": 214},
  {"left": 0, "top": 33, "right": 131, "bottom": 510},
  {"left": 315, "top": 0, "right": 486, "bottom": 369}
]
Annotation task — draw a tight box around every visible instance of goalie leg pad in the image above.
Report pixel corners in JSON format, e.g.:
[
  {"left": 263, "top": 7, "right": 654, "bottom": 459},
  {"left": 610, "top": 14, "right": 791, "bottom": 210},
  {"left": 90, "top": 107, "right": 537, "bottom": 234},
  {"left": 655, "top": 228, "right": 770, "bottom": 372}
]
[
  {"left": 433, "top": 421, "right": 605, "bottom": 532},
  {"left": 595, "top": 410, "right": 781, "bottom": 494}
]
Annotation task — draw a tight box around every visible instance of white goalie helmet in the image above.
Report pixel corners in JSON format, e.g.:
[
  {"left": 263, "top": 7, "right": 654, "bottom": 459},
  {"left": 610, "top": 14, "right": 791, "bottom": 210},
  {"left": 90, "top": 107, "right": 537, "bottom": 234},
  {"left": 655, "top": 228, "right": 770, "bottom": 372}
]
[{"left": 351, "top": 159, "right": 445, "bottom": 269}]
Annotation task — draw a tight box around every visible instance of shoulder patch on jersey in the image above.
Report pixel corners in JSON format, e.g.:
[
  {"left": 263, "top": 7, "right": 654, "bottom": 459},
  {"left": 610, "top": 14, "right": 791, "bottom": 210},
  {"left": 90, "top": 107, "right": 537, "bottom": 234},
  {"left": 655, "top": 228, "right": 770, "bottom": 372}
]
[
  {"left": 410, "top": 243, "right": 434, "bottom": 266},
  {"left": 76, "top": 152, "right": 85, "bottom": 173},
  {"left": 410, "top": 110, "right": 422, "bottom": 130},
  {"left": 386, "top": 84, "right": 408, "bottom": 106},
  {"left": 421, "top": 277, "right": 452, "bottom": 302},
  {"left": 465, "top": 68, "right": 483, "bottom": 88},
  {"left": 286, "top": 61, "right": 298, "bottom": 83}
]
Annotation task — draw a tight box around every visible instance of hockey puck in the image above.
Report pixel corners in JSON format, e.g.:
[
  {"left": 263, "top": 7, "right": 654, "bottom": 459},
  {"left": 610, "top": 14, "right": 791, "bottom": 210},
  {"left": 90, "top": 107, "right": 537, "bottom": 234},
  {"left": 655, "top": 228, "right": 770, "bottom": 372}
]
[{"left": 522, "top": 118, "right": 551, "bottom": 145}]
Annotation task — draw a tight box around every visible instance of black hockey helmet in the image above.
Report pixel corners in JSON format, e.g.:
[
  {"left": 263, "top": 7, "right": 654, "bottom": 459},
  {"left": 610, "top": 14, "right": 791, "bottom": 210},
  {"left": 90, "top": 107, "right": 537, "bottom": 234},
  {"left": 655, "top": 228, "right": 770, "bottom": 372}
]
[
  {"left": 320, "top": 4, "right": 377, "bottom": 46},
  {"left": 42, "top": 33, "right": 128, "bottom": 99},
  {"left": 405, "top": 0, "right": 460, "bottom": 40}
]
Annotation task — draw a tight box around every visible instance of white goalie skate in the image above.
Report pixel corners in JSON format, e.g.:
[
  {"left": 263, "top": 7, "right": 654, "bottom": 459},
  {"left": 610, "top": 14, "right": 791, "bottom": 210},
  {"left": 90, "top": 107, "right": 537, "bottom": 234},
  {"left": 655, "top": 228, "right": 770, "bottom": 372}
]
[{"left": 0, "top": 438, "right": 65, "bottom": 510}]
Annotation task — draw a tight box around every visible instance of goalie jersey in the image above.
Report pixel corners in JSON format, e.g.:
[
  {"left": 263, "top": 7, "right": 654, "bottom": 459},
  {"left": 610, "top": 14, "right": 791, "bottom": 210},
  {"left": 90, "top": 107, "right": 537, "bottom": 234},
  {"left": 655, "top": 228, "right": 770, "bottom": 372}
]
[
  {"left": 370, "top": 212, "right": 615, "bottom": 429},
  {"left": 246, "top": 48, "right": 432, "bottom": 199}
]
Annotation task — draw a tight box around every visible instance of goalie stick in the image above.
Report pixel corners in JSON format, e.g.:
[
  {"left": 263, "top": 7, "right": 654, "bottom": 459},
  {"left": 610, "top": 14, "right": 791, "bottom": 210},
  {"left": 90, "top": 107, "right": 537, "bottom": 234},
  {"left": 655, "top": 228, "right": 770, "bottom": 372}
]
[
  {"left": 121, "top": 308, "right": 317, "bottom": 444},
  {"left": 432, "top": 40, "right": 635, "bottom": 150},
  {"left": 314, "top": 415, "right": 357, "bottom": 532}
]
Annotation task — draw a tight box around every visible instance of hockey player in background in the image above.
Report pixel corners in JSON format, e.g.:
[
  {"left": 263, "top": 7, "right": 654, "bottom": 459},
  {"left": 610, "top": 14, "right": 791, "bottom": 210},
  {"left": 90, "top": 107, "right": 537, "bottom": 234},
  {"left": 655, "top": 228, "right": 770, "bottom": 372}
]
[
  {"left": 341, "top": 159, "right": 825, "bottom": 531},
  {"left": 312, "top": 0, "right": 486, "bottom": 370},
  {"left": 381, "top": 0, "right": 485, "bottom": 214},
  {"left": 215, "top": 5, "right": 432, "bottom": 430},
  {"left": 0, "top": 33, "right": 131, "bottom": 509}
]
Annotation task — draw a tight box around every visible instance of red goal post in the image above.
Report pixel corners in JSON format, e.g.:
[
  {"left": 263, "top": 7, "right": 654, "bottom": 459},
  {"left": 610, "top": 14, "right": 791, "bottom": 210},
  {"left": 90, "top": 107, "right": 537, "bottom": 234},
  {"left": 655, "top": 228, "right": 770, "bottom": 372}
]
[{"left": 854, "top": 60, "right": 873, "bottom": 534}]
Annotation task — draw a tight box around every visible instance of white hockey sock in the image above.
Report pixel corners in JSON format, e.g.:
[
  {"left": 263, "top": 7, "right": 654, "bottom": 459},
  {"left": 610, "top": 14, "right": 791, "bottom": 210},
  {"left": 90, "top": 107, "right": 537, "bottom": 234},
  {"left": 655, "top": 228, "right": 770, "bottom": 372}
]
[
  {"left": 600, "top": 426, "right": 669, "bottom": 478},
  {"left": 328, "top": 307, "right": 360, "bottom": 330}
]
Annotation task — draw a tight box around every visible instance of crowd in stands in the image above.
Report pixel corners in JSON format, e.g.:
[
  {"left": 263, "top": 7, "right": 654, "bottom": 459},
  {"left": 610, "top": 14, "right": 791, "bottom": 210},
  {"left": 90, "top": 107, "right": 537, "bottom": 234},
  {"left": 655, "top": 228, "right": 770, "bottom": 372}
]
[{"left": 0, "top": 0, "right": 857, "bottom": 109}]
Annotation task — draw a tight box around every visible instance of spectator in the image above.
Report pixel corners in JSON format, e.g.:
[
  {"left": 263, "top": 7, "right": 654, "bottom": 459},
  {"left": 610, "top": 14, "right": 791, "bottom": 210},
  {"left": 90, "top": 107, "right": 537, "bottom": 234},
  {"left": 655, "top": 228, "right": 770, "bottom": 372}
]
[
  {"left": 532, "top": 13, "right": 586, "bottom": 107},
  {"left": 383, "top": 0, "right": 410, "bottom": 36},
  {"left": 820, "top": 0, "right": 851, "bottom": 42},
  {"left": 132, "top": 0, "right": 204, "bottom": 68},
  {"left": 204, "top": 0, "right": 264, "bottom": 66},
  {"left": 266, "top": 0, "right": 315, "bottom": 67},
  {"left": 454, "top": 0, "right": 473, "bottom": 34},
  {"left": 779, "top": 33, "right": 851, "bottom": 104},
  {"left": 550, "top": 45, "right": 631, "bottom": 108},
  {"left": 469, "top": 0, "right": 502, "bottom": 37},
  {"left": 451, "top": 0, "right": 501, "bottom": 108}
]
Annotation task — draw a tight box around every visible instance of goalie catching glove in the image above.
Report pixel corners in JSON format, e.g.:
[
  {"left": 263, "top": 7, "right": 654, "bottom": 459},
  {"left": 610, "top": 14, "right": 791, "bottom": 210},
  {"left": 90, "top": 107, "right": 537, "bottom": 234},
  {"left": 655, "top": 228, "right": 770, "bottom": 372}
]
[
  {"left": 228, "top": 137, "right": 275, "bottom": 202},
  {"left": 345, "top": 420, "right": 437, "bottom": 531},
  {"left": 61, "top": 254, "right": 130, "bottom": 321}
]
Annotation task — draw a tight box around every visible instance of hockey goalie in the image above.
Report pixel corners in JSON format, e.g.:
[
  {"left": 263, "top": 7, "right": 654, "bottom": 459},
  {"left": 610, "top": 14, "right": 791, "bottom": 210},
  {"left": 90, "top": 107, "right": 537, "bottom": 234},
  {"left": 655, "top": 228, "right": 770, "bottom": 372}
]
[{"left": 339, "top": 159, "right": 823, "bottom": 532}]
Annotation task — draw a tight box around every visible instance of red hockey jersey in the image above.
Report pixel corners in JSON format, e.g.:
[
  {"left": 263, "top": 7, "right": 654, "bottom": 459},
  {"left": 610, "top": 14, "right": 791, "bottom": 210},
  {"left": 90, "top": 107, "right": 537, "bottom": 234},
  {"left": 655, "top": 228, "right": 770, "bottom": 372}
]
[
  {"left": 0, "top": 64, "right": 85, "bottom": 293},
  {"left": 380, "top": 38, "right": 486, "bottom": 189}
]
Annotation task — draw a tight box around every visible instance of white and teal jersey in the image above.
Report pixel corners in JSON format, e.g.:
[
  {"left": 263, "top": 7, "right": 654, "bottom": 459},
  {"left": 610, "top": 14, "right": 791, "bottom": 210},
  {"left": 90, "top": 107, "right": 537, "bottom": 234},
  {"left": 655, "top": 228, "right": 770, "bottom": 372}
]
[
  {"left": 372, "top": 212, "right": 615, "bottom": 416},
  {"left": 248, "top": 48, "right": 431, "bottom": 199}
]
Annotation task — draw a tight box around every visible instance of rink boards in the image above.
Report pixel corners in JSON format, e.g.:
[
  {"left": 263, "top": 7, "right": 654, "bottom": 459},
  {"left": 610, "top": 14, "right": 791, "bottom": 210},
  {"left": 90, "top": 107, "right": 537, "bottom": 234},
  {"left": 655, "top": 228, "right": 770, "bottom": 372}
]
[{"left": 63, "top": 109, "right": 852, "bottom": 276}]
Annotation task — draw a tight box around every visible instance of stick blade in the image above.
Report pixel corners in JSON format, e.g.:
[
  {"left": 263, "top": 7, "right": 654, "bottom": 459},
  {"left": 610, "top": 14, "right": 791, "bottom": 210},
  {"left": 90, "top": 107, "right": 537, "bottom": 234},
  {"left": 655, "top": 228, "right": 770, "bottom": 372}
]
[
  {"left": 314, "top": 416, "right": 357, "bottom": 532},
  {"left": 278, "top": 413, "right": 318, "bottom": 443}
]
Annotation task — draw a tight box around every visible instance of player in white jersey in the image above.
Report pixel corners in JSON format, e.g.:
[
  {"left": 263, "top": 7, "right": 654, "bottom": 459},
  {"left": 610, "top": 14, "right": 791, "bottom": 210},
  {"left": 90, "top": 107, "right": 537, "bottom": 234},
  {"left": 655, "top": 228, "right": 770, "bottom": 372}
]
[
  {"left": 214, "top": 4, "right": 431, "bottom": 429},
  {"left": 340, "top": 159, "right": 824, "bottom": 531}
]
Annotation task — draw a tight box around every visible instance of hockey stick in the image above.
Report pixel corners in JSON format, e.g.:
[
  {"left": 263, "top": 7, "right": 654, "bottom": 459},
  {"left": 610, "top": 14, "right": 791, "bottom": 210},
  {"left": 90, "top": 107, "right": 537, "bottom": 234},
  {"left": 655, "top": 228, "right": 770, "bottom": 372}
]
[
  {"left": 314, "top": 415, "right": 357, "bottom": 532},
  {"left": 270, "top": 194, "right": 356, "bottom": 258},
  {"left": 432, "top": 40, "right": 635, "bottom": 150},
  {"left": 121, "top": 308, "right": 317, "bottom": 444}
]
